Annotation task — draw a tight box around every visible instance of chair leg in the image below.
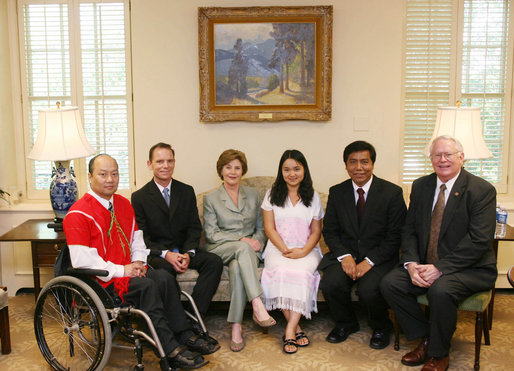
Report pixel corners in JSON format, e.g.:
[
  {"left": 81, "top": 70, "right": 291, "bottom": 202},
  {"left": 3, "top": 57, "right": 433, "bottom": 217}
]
[
  {"left": 391, "top": 311, "right": 400, "bottom": 351},
  {"left": 474, "top": 311, "right": 483, "bottom": 371},
  {"left": 482, "top": 309, "right": 491, "bottom": 346},
  {"left": 0, "top": 306, "right": 11, "bottom": 354},
  {"left": 488, "top": 288, "right": 495, "bottom": 330}
]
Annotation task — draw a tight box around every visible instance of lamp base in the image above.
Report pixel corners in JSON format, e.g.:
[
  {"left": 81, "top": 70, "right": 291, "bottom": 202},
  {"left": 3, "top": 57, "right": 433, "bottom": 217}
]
[
  {"left": 50, "top": 160, "right": 78, "bottom": 221},
  {"left": 47, "top": 217, "right": 64, "bottom": 231}
]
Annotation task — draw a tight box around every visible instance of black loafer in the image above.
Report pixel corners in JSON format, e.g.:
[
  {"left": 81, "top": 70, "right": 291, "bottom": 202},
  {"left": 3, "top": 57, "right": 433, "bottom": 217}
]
[
  {"left": 191, "top": 323, "right": 220, "bottom": 347},
  {"left": 326, "top": 324, "right": 360, "bottom": 343},
  {"left": 369, "top": 329, "right": 390, "bottom": 349},
  {"left": 186, "top": 334, "right": 220, "bottom": 355},
  {"left": 167, "top": 345, "right": 209, "bottom": 370}
]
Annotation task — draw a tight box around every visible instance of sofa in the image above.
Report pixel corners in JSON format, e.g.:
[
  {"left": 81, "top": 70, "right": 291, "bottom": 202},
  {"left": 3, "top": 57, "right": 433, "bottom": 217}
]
[{"left": 175, "top": 176, "right": 329, "bottom": 301}]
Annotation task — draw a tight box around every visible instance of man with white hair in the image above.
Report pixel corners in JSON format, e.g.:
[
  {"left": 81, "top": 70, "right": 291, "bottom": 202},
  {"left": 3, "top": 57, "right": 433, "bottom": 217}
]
[{"left": 380, "top": 135, "right": 497, "bottom": 371}]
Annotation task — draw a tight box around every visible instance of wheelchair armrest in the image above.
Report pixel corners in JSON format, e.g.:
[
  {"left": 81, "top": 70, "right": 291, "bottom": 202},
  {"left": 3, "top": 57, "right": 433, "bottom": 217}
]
[{"left": 66, "top": 268, "right": 109, "bottom": 277}]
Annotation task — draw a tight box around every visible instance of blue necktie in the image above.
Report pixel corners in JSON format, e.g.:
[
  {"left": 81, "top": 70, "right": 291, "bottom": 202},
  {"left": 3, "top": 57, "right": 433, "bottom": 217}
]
[{"left": 163, "top": 188, "right": 170, "bottom": 207}]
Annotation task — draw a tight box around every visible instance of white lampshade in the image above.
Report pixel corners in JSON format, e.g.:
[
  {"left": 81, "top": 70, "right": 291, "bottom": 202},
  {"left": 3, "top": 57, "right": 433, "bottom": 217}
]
[
  {"left": 424, "top": 106, "right": 493, "bottom": 160},
  {"left": 28, "top": 106, "right": 95, "bottom": 161}
]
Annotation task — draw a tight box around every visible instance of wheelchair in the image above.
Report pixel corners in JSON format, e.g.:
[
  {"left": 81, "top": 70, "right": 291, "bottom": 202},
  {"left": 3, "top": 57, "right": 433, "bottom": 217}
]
[{"left": 34, "top": 246, "right": 210, "bottom": 370}]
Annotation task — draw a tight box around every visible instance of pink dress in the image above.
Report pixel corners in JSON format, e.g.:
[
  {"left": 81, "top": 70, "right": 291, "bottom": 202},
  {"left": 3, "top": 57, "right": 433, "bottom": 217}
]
[{"left": 260, "top": 189, "right": 324, "bottom": 319}]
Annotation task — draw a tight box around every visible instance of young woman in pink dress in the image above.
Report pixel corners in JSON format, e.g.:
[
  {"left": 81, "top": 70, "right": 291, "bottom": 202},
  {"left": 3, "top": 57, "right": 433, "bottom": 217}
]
[{"left": 261, "top": 149, "right": 324, "bottom": 354}]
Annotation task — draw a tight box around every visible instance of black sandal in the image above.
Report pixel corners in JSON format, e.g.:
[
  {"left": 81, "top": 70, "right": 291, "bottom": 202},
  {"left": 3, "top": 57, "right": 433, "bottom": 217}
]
[
  {"left": 282, "top": 337, "right": 298, "bottom": 354},
  {"left": 295, "top": 331, "right": 310, "bottom": 347}
]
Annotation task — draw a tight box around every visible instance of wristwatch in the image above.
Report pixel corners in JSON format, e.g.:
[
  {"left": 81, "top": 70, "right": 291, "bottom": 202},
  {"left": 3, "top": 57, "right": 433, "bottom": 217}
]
[{"left": 186, "top": 250, "right": 196, "bottom": 258}]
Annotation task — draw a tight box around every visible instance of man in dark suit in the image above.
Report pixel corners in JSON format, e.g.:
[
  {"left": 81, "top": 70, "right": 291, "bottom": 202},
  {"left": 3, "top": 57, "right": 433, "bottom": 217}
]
[
  {"left": 319, "top": 141, "right": 407, "bottom": 349},
  {"left": 380, "top": 135, "right": 497, "bottom": 371},
  {"left": 131, "top": 143, "right": 223, "bottom": 338}
]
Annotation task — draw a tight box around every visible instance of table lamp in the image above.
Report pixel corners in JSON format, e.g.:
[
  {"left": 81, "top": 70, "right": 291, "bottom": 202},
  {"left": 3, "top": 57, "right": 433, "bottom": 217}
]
[
  {"left": 424, "top": 102, "right": 493, "bottom": 159},
  {"left": 28, "top": 103, "right": 96, "bottom": 230}
]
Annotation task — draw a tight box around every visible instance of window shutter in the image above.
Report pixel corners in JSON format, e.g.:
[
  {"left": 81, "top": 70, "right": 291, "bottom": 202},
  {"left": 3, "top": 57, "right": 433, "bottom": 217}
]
[
  {"left": 460, "top": 0, "right": 510, "bottom": 186},
  {"left": 80, "top": 2, "right": 130, "bottom": 189},
  {"left": 402, "top": 0, "right": 453, "bottom": 183},
  {"left": 21, "top": 2, "right": 72, "bottom": 192},
  {"left": 19, "top": 0, "right": 131, "bottom": 197},
  {"left": 402, "top": 0, "right": 511, "bottom": 189}
]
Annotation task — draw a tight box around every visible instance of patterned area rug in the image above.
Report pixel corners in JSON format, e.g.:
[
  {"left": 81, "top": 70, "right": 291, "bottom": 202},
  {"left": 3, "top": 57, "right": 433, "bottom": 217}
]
[{"left": 1, "top": 292, "right": 513, "bottom": 370}]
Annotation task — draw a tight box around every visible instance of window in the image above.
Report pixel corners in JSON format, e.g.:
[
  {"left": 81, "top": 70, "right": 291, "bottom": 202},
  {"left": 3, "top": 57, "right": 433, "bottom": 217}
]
[
  {"left": 402, "top": 0, "right": 511, "bottom": 191},
  {"left": 16, "top": 0, "right": 132, "bottom": 198}
]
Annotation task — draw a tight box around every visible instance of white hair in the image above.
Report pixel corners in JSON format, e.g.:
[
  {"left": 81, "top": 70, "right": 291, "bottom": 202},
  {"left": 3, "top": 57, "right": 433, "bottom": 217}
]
[{"left": 429, "top": 135, "right": 464, "bottom": 154}]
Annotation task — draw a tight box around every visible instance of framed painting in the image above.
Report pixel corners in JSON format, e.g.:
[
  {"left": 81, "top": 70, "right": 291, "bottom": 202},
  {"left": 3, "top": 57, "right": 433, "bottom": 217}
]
[{"left": 198, "top": 6, "right": 333, "bottom": 122}]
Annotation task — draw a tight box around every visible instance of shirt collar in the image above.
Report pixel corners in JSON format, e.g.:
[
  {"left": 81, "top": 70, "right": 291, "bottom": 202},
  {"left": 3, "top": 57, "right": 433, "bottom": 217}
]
[
  {"left": 436, "top": 170, "right": 460, "bottom": 193},
  {"left": 352, "top": 175, "right": 373, "bottom": 194},
  {"left": 88, "top": 190, "right": 113, "bottom": 210},
  {"left": 154, "top": 178, "right": 172, "bottom": 194}
]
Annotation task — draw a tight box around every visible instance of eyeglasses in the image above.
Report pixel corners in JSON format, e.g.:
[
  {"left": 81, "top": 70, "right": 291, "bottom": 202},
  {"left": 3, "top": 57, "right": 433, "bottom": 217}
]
[{"left": 430, "top": 152, "right": 460, "bottom": 161}]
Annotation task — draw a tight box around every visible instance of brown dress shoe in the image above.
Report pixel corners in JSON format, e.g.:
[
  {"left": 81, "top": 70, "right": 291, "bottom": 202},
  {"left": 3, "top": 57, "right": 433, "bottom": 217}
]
[
  {"left": 421, "top": 356, "right": 449, "bottom": 371},
  {"left": 401, "top": 337, "right": 430, "bottom": 366}
]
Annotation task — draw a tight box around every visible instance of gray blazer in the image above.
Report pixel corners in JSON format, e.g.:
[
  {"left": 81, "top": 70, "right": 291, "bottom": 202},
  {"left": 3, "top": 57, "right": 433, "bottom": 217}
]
[{"left": 203, "top": 184, "right": 267, "bottom": 251}]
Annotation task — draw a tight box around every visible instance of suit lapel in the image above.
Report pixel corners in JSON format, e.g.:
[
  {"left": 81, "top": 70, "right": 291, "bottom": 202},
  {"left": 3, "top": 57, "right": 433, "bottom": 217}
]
[
  {"left": 238, "top": 186, "right": 247, "bottom": 212},
  {"left": 439, "top": 170, "right": 467, "bottom": 238},
  {"left": 421, "top": 174, "right": 437, "bottom": 250},
  {"left": 220, "top": 185, "right": 241, "bottom": 213},
  {"left": 148, "top": 181, "right": 169, "bottom": 215},
  {"left": 359, "top": 177, "right": 380, "bottom": 232},
  {"left": 341, "top": 181, "right": 359, "bottom": 234},
  {"left": 168, "top": 181, "right": 180, "bottom": 221}
]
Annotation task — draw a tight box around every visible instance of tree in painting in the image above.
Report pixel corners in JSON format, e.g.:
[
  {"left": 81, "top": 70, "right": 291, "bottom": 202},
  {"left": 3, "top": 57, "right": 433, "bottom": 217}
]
[
  {"left": 269, "top": 23, "right": 315, "bottom": 92},
  {"left": 228, "top": 39, "right": 248, "bottom": 97}
]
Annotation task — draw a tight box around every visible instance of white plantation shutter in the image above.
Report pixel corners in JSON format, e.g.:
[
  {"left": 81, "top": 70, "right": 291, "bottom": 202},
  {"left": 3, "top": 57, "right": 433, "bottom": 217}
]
[
  {"left": 459, "top": 0, "right": 510, "bottom": 186},
  {"left": 21, "top": 2, "right": 73, "bottom": 193},
  {"left": 403, "top": 0, "right": 454, "bottom": 183},
  {"left": 402, "top": 0, "right": 511, "bottom": 190},
  {"left": 18, "top": 0, "right": 132, "bottom": 198},
  {"left": 79, "top": 2, "right": 130, "bottom": 188}
]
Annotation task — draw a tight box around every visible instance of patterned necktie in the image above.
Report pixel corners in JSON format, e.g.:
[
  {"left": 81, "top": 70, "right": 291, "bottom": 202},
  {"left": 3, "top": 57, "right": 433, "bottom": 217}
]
[
  {"left": 357, "top": 188, "right": 365, "bottom": 224},
  {"left": 108, "top": 201, "right": 114, "bottom": 213},
  {"left": 163, "top": 187, "right": 170, "bottom": 207},
  {"left": 427, "top": 184, "right": 447, "bottom": 263}
]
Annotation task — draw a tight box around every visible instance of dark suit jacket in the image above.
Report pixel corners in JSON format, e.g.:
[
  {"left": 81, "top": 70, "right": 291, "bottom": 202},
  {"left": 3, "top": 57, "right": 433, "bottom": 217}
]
[
  {"left": 131, "top": 179, "right": 202, "bottom": 256},
  {"left": 319, "top": 176, "right": 407, "bottom": 271},
  {"left": 400, "top": 169, "right": 497, "bottom": 281}
]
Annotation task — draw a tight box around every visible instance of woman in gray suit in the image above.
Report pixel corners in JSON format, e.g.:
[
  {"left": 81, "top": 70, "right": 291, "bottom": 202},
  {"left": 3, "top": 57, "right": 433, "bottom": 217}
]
[{"left": 203, "top": 149, "right": 276, "bottom": 352}]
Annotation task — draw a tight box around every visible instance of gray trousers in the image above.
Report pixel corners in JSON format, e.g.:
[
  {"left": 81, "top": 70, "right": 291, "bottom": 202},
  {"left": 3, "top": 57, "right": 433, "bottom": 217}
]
[{"left": 208, "top": 241, "right": 263, "bottom": 323}]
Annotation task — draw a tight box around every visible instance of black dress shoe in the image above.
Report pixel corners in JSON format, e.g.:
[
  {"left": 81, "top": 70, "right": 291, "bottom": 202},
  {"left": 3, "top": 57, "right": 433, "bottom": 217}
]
[
  {"left": 326, "top": 324, "right": 360, "bottom": 343},
  {"left": 167, "top": 345, "right": 209, "bottom": 370},
  {"left": 191, "top": 322, "right": 220, "bottom": 347},
  {"left": 186, "top": 334, "right": 220, "bottom": 355},
  {"left": 369, "top": 329, "right": 390, "bottom": 349}
]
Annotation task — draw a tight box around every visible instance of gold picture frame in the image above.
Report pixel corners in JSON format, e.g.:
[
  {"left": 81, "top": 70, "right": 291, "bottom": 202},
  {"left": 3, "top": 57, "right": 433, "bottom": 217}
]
[{"left": 198, "top": 6, "right": 333, "bottom": 122}]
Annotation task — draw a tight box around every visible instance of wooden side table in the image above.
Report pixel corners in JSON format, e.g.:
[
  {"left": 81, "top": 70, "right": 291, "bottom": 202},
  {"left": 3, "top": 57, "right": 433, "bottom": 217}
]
[{"left": 0, "top": 219, "right": 66, "bottom": 301}]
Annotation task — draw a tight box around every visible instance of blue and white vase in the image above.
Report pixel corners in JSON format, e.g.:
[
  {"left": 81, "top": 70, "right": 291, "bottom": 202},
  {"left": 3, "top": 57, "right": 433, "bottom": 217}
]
[{"left": 49, "top": 160, "right": 78, "bottom": 220}]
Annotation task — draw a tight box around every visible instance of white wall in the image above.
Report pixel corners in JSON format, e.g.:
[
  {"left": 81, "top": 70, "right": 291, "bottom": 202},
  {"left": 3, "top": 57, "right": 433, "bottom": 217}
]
[{"left": 131, "top": 0, "right": 405, "bottom": 194}]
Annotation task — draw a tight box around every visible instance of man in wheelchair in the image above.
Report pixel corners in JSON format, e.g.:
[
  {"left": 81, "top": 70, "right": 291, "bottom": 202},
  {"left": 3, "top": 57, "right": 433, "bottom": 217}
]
[{"left": 62, "top": 154, "right": 216, "bottom": 369}]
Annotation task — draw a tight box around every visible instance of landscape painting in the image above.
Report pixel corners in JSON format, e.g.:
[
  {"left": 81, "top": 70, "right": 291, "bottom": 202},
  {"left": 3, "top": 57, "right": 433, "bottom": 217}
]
[
  {"left": 214, "top": 22, "right": 316, "bottom": 106},
  {"left": 199, "top": 6, "right": 332, "bottom": 122}
]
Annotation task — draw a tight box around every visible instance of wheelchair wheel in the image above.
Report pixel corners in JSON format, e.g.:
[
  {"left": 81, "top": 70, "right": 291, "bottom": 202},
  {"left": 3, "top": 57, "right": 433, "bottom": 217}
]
[{"left": 34, "top": 276, "right": 112, "bottom": 370}]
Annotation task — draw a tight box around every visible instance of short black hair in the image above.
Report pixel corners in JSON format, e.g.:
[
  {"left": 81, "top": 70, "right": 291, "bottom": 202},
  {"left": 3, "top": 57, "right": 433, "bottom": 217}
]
[
  {"left": 343, "top": 141, "right": 377, "bottom": 164},
  {"left": 88, "top": 154, "right": 117, "bottom": 174},
  {"left": 149, "top": 142, "right": 175, "bottom": 161}
]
